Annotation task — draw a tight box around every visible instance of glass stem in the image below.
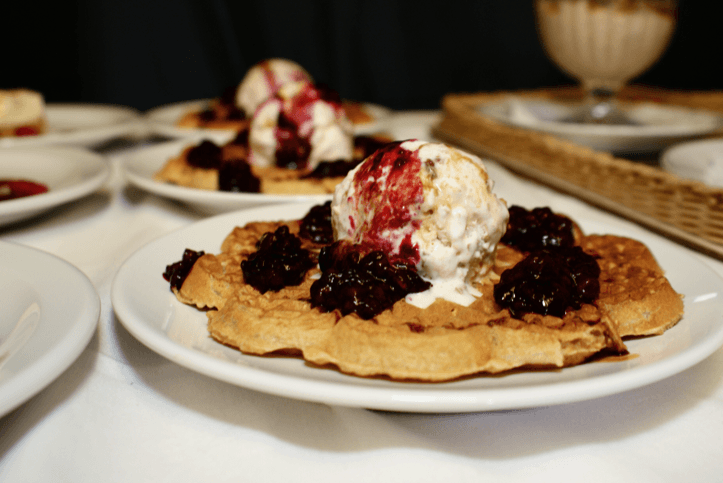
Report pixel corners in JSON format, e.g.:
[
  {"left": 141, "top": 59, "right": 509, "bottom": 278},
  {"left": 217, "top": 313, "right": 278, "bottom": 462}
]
[{"left": 580, "top": 81, "right": 633, "bottom": 125}]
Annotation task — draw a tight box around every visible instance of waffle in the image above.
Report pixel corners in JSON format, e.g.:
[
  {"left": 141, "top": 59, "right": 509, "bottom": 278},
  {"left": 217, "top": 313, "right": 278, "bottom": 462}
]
[
  {"left": 170, "top": 217, "right": 683, "bottom": 382},
  {"left": 154, "top": 135, "right": 391, "bottom": 195}
]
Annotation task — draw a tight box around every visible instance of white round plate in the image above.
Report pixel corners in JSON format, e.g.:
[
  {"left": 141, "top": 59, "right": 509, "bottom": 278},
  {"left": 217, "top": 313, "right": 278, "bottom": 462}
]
[
  {"left": 145, "top": 99, "right": 392, "bottom": 139},
  {"left": 121, "top": 138, "right": 515, "bottom": 215},
  {"left": 477, "top": 97, "right": 723, "bottom": 154},
  {"left": 0, "top": 146, "right": 111, "bottom": 226},
  {"left": 344, "top": 102, "right": 393, "bottom": 135},
  {"left": 660, "top": 138, "right": 723, "bottom": 187},
  {"left": 0, "top": 241, "right": 100, "bottom": 417},
  {"left": 121, "top": 139, "right": 332, "bottom": 214},
  {"left": 111, "top": 202, "right": 723, "bottom": 413},
  {"left": 0, "top": 103, "right": 145, "bottom": 148}
]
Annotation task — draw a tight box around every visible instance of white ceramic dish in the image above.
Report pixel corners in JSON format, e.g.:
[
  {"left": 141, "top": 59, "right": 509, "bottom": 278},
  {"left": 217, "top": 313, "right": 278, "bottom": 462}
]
[
  {"left": 660, "top": 138, "right": 723, "bottom": 188},
  {"left": 111, "top": 202, "right": 723, "bottom": 413},
  {"left": 0, "top": 241, "right": 100, "bottom": 417},
  {"left": 0, "top": 146, "right": 111, "bottom": 227},
  {"left": 120, "top": 139, "right": 333, "bottom": 214},
  {"left": 477, "top": 97, "right": 723, "bottom": 154},
  {"left": 0, "top": 104, "right": 145, "bottom": 148},
  {"left": 144, "top": 99, "right": 392, "bottom": 139}
]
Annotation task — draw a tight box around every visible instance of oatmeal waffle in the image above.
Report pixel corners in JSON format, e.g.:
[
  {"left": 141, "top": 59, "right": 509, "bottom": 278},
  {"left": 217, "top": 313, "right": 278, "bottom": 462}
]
[
  {"left": 171, "top": 219, "right": 683, "bottom": 382},
  {"left": 154, "top": 135, "right": 390, "bottom": 195},
  {"left": 154, "top": 145, "right": 341, "bottom": 194}
]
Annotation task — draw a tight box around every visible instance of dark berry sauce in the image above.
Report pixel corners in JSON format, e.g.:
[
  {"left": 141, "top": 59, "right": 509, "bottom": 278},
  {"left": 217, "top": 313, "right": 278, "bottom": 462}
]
[
  {"left": 218, "top": 158, "right": 261, "bottom": 192},
  {"left": 348, "top": 141, "right": 424, "bottom": 266},
  {"left": 310, "top": 240, "right": 431, "bottom": 320},
  {"left": 275, "top": 111, "right": 312, "bottom": 170},
  {"left": 494, "top": 246, "right": 600, "bottom": 318},
  {"left": 163, "top": 249, "right": 205, "bottom": 291},
  {"left": 502, "top": 205, "right": 575, "bottom": 252},
  {"left": 0, "top": 179, "right": 48, "bottom": 201},
  {"left": 187, "top": 140, "right": 223, "bottom": 169},
  {"left": 272, "top": 83, "right": 345, "bottom": 170},
  {"left": 228, "top": 126, "right": 250, "bottom": 146},
  {"left": 241, "top": 225, "right": 315, "bottom": 293},
  {"left": 13, "top": 126, "right": 40, "bottom": 136},
  {"left": 299, "top": 201, "right": 334, "bottom": 244},
  {"left": 354, "top": 135, "right": 391, "bottom": 159},
  {"left": 303, "top": 158, "right": 360, "bottom": 179},
  {"left": 303, "top": 136, "right": 390, "bottom": 179}
]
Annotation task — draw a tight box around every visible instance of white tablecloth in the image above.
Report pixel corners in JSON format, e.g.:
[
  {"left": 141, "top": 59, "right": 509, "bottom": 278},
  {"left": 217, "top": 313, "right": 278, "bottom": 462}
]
[{"left": 1, "top": 112, "right": 722, "bottom": 482}]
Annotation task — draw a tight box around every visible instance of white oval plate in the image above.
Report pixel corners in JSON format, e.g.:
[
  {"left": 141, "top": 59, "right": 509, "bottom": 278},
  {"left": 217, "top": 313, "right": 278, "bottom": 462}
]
[
  {"left": 660, "top": 138, "right": 723, "bottom": 187},
  {"left": 0, "top": 146, "right": 111, "bottom": 226},
  {"left": 121, "top": 138, "right": 515, "bottom": 215},
  {"left": 0, "top": 104, "right": 145, "bottom": 149},
  {"left": 111, "top": 202, "right": 723, "bottom": 413},
  {"left": 145, "top": 99, "right": 392, "bottom": 139},
  {"left": 120, "top": 139, "right": 333, "bottom": 214},
  {"left": 0, "top": 241, "right": 100, "bottom": 417},
  {"left": 478, "top": 97, "right": 723, "bottom": 154}
]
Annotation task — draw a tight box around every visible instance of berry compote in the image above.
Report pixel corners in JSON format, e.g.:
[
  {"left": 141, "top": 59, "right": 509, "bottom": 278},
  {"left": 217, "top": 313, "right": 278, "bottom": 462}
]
[
  {"left": 187, "top": 140, "right": 223, "bottom": 169},
  {"left": 0, "top": 179, "right": 49, "bottom": 201},
  {"left": 241, "top": 225, "right": 315, "bottom": 293},
  {"left": 310, "top": 240, "right": 431, "bottom": 320},
  {"left": 494, "top": 245, "right": 600, "bottom": 318},
  {"left": 218, "top": 158, "right": 261, "bottom": 193},
  {"left": 163, "top": 249, "right": 205, "bottom": 291},
  {"left": 298, "top": 201, "right": 334, "bottom": 244},
  {"left": 303, "top": 135, "right": 390, "bottom": 179},
  {"left": 275, "top": 111, "right": 312, "bottom": 170},
  {"left": 502, "top": 205, "right": 575, "bottom": 252}
]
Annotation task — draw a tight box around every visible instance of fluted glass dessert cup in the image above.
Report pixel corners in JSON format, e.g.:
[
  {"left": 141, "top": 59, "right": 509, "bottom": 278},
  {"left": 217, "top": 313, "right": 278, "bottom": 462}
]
[{"left": 535, "top": 0, "right": 677, "bottom": 124}]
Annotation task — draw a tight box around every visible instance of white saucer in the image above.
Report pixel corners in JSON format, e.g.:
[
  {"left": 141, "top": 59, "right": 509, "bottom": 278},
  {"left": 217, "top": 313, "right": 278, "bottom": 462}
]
[
  {"left": 660, "top": 138, "right": 723, "bottom": 187},
  {"left": 477, "top": 97, "right": 723, "bottom": 154},
  {"left": 0, "top": 241, "right": 100, "bottom": 417},
  {"left": 120, "top": 139, "right": 332, "bottom": 214},
  {"left": 0, "top": 146, "right": 111, "bottom": 226},
  {"left": 111, "top": 202, "right": 723, "bottom": 413},
  {"left": 144, "top": 99, "right": 392, "bottom": 139},
  {"left": 0, "top": 104, "right": 145, "bottom": 148}
]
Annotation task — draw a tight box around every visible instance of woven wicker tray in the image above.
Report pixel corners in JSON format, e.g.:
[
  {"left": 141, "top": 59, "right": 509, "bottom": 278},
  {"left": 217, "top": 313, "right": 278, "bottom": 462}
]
[{"left": 432, "top": 86, "right": 723, "bottom": 260}]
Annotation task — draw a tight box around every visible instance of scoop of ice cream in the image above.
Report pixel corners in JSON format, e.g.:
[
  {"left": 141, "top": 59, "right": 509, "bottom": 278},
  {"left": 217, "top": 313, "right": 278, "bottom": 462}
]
[
  {"left": 331, "top": 140, "right": 509, "bottom": 308},
  {"left": 248, "top": 81, "right": 354, "bottom": 172},
  {"left": 236, "top": 58, "right": 312, "bottom": 116},
  {"left": 0, "top": 89, "right": 45, "bottom": 130}
]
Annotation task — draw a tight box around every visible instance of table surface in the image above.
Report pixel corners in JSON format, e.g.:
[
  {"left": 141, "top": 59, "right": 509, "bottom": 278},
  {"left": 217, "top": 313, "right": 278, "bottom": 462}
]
[{"left": 1, "top": 111, "right": 722, "bottom": 483}]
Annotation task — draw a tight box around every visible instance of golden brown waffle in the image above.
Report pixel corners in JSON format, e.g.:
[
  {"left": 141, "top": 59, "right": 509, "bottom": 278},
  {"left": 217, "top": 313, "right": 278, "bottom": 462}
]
[
  {"left": 154, "top": 135, "right": 391, "bottom": 195},
  {"left": 153, "top": 146, "right": 341, "bottom": 194},
  {"left": 171, "top": 217, "right": 683, "bottom": 382}
]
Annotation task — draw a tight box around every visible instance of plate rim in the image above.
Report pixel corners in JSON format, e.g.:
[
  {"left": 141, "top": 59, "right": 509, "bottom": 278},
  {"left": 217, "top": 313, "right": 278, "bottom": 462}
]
[
  {"left": 478, "top": 98, "right": 723, "bottom": 139},
  {"left": 0, "top": 145, "right": 111, "bottom": 225},
  {"left": 659, "top": 137, "right": 723, "bottom": 185},
  {"left": 143, "top": 98, "right": 393, "bottom": 138},
  {"left": 0, "top": 241, "right": 100, "bottom": 417},
  {"left": 121, "top": 139, "right": 334, "bottom": 211},
  {"left": 0, "top": 103, "right": 144, "bottom": 149},
  {"left": 111, "top": 202, "right": 723, "bottom": 413}
]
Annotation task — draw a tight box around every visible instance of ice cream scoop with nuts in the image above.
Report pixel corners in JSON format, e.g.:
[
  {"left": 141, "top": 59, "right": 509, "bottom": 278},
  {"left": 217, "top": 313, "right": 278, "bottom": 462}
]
[
  {"left": 248, "top": 80, "right": 354, "bottom": 172},
  {"left": 331, "top": 140, "right": 509, "bottom": 308},
  {"left": 235, "top": 58, "right": 312, "bottom": 117}
]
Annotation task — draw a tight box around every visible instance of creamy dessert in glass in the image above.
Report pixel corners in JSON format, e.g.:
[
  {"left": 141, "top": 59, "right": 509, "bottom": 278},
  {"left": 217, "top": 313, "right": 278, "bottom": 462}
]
[{"left": 535, "top": 0, "right": 677, "bottom": 123}]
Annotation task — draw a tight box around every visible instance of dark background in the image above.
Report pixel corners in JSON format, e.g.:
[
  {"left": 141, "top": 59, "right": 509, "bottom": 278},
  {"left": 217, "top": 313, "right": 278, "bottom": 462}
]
[{"left": 4, "top": 0, "right": 722, "bottom": 112}]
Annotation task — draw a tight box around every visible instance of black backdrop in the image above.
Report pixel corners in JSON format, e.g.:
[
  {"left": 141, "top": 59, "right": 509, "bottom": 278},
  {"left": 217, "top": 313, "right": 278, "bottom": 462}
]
[{"left": 4, "top": 0, "right": 722, "bottom": 112}]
